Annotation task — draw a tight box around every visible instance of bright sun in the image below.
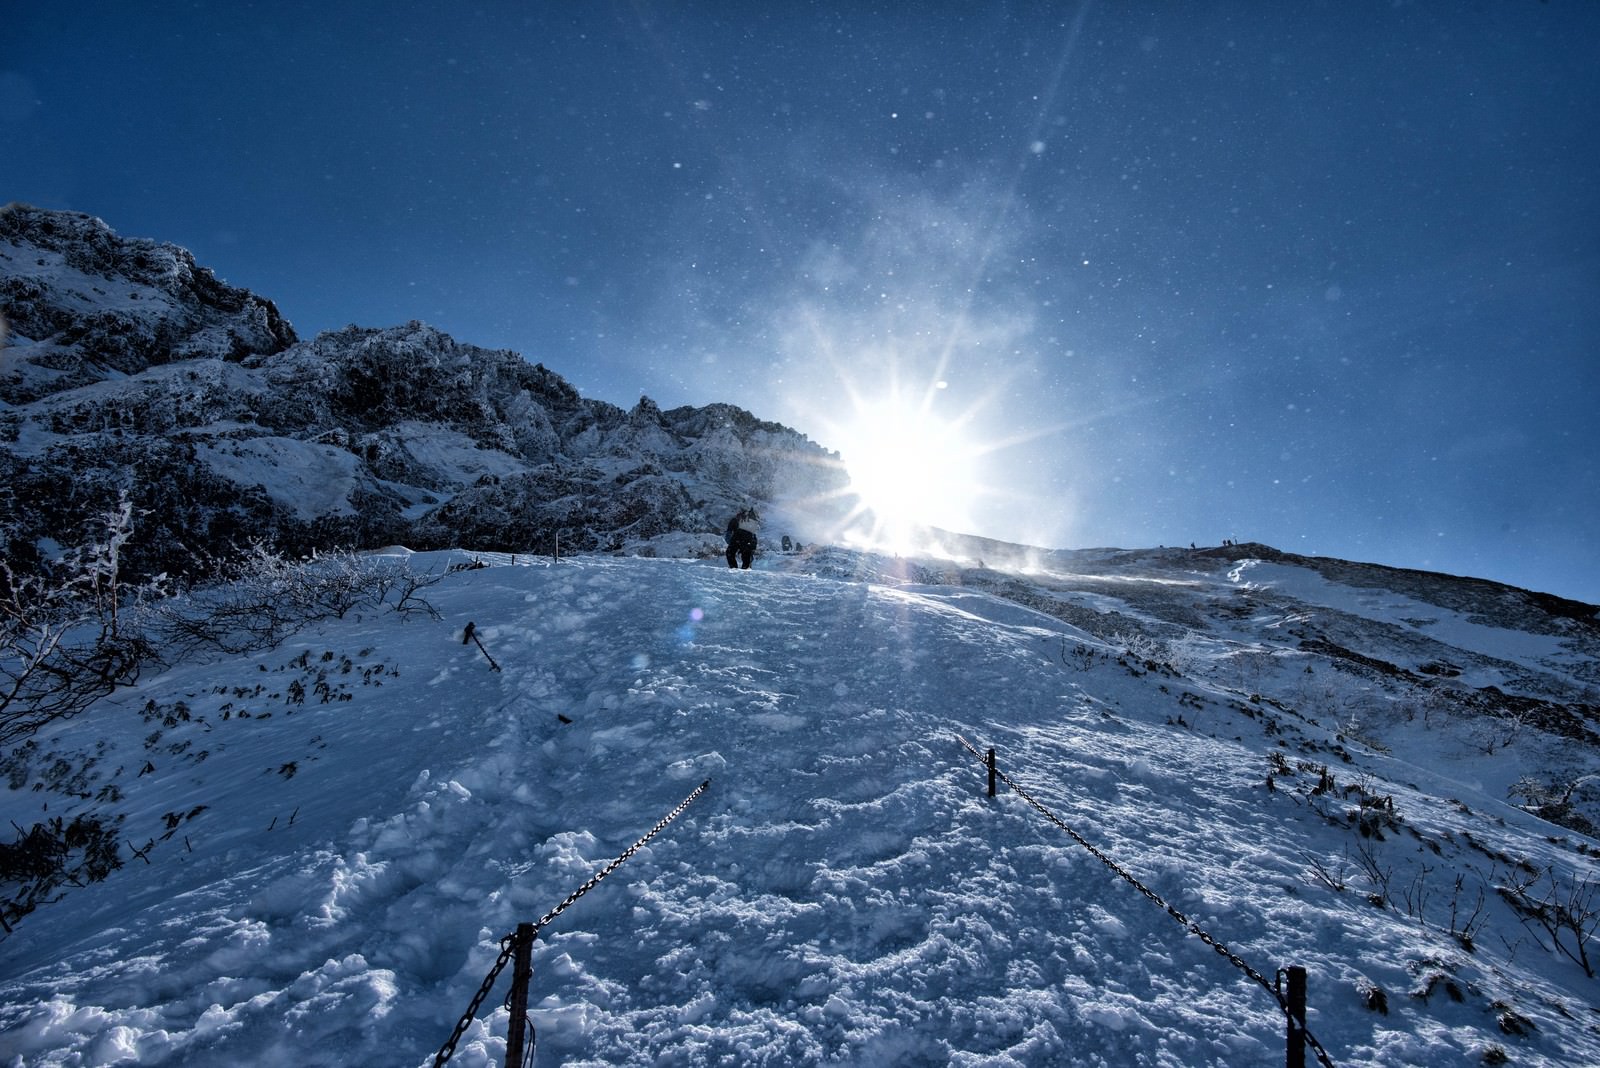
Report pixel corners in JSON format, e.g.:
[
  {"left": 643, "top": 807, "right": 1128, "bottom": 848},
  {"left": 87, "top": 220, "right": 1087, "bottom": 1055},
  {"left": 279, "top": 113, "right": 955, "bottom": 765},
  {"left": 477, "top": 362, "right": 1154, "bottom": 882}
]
[{"left": 832, "top": 388, "right": 980, "bottom": 541}]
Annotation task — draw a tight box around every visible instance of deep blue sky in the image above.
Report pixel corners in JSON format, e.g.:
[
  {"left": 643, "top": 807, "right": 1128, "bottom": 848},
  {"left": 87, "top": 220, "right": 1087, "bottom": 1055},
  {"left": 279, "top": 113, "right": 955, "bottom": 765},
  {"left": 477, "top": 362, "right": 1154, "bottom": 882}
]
[{"left": 6, "top": 2, "right": 1598, "bottom": 601}]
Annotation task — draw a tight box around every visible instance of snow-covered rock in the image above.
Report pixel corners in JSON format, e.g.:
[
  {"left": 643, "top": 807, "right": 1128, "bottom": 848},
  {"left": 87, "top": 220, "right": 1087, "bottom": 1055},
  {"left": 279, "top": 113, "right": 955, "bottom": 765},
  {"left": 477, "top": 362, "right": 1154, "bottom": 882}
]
[
  {"left": 0, "top": 204, "right": 295, "bottom": 404},
  {"left": 0, "top": 207, "right": 849, "bottom": 578}
]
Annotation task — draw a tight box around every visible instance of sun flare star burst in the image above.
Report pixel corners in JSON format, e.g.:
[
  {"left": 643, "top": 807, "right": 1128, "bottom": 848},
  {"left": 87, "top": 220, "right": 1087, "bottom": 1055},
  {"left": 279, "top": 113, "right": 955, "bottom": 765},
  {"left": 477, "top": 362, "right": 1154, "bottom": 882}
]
[{"left": 830, "top": 390, "right": 982, "bottom": 545}]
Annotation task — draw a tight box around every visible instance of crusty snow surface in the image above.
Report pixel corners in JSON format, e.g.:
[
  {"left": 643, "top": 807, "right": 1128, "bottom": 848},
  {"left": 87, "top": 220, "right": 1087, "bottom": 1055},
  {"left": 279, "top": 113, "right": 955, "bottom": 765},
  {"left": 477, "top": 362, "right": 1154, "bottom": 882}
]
[{"left": 2, "top": 549, "right": 1596, "bottom": 1066}]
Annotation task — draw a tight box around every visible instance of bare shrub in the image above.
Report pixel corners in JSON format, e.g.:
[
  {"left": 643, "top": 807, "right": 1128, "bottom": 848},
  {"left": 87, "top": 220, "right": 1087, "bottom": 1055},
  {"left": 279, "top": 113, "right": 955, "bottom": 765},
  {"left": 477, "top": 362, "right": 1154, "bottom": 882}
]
[
  {"left": 154, "top": 546, "right": 445, "bottom": 657},
  {"left": 1, "top": 496, "right": 160, "bottom": 746},
  {"left": 1104, "top": 630, "right": 1187, "bottom": 677},
  {"left": 1475, "top": 705, "right": 1530, "bottom": 756},
  {"left": 1060, "top": 639, "right": 1099, "bottom": 672},
  {"left": 1510, "top": 776, "right": 1599, "bottom": 837},
  {"left": 1499, "top": 865, "right": 1600, "bottom": 977},
  {"left": 0, "top": 812, "right": 125, "bottom": 934}
]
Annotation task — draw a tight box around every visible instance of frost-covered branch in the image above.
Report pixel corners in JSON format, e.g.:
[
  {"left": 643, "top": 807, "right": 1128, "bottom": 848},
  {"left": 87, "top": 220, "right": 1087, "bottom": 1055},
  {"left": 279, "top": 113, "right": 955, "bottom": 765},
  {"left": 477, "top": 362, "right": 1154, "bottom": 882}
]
[
  {"left": 0, "top": 496, "right": 157, "bottom": 746},
  {"left": 153, "top": 545, "right": 447, "bottom": 656}
]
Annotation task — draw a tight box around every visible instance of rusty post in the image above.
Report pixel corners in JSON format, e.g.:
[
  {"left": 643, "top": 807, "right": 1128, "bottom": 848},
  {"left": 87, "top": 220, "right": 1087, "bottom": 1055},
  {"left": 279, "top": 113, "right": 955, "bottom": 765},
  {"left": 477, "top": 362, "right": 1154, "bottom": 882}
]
[{"left": 504, "top": 922, "right": 535, "bottom": 1068}]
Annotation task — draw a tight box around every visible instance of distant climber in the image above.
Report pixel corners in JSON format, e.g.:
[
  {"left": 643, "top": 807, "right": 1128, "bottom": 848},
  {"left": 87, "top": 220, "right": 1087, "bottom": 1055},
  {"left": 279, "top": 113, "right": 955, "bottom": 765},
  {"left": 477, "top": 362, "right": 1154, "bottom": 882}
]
[{"left": 725, "top": 507, "right": 759, "bottom": 569}]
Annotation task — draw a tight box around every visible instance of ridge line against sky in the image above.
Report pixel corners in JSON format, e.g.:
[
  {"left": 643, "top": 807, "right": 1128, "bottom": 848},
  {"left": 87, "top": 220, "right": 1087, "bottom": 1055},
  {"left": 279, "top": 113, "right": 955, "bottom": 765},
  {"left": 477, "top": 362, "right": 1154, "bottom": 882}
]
[{"left": 3, "top": 2, "right": 1597, "bottom": 602}]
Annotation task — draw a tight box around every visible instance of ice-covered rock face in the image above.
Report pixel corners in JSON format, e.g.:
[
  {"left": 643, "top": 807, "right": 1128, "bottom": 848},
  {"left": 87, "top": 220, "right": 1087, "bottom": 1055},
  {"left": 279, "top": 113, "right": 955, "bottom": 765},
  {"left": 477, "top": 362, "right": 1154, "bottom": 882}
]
[{"left": 0, "top": 207, "right": 849, "bottom": 580}]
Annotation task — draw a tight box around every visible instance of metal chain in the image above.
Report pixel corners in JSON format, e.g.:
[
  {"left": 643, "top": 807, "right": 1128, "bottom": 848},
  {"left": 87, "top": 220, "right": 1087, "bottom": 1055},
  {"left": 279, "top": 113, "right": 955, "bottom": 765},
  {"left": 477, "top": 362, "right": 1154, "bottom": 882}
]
[
  {"left": 956, "top": 736, "right": 1336, "bottom": 1068},
  {"left": 533, "top": 778, "right": 711, "bottom": 934},
  {"left": 434, "top": 932, "right": 518, "bottom": 1067},
  {"left": 434, "top": 778, "right": 711, "bottom": 1067}
]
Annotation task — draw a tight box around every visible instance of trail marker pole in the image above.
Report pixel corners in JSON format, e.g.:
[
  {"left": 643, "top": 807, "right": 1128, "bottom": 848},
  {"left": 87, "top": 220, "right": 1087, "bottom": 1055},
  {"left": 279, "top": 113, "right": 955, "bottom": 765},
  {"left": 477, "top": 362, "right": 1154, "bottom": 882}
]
[
  {"left": 504, "top": 922, "right": 535, "bottom": 1068},
  {"left": 1285, "top": 965, "right": 1307, "bottom": 1068},
  {"left": 956, "top": 734, "right": 1337, "bottom": 1068},
  {"left": 433, "top": 781, "right": 712, "bottom": 1068},
  {"left": 462, "top": 621, "right": 502, "bottom": 673}
]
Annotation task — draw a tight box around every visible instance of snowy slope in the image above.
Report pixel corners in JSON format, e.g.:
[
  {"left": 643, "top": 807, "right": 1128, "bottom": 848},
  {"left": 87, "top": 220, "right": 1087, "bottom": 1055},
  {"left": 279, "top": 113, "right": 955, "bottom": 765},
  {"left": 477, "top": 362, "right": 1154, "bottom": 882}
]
[{"left": 3, "top": 548, "right": 1598, "bottom": 1067}]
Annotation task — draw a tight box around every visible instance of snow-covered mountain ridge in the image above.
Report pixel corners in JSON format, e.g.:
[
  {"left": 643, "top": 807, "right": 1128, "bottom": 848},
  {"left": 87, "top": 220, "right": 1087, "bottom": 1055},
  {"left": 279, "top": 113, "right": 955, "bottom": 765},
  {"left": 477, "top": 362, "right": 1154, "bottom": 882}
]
[
  {"left": 1, "top": 544, "right": 1597, "bottom": 1066},
  {"left": 0, "top": 205, "right": 846, "bottom": 580}
]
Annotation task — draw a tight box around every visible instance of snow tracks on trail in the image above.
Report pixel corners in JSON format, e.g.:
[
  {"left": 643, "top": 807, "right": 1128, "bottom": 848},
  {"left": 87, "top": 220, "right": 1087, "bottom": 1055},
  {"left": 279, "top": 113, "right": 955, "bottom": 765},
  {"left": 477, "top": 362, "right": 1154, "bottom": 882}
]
[
  {"left": 8, "top": 553, "right": 1593, "bottom": 1066},
  {"left": 409, "top": 557, "right": 1291, "bottom": 1066}
]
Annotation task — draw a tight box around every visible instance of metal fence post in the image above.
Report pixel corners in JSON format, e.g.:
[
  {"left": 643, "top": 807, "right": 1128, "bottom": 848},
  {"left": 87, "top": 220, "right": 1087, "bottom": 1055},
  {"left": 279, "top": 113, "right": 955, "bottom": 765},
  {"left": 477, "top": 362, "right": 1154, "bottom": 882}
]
[
  {"left": 504, "top": 922, "right": 535, "bottom": 1068},
  {"left": 1285, "top": 965, "right": 1307, "bottom": 1068},
  {"left": 987, "top": 748, "right": 997, "bottom": 798}
]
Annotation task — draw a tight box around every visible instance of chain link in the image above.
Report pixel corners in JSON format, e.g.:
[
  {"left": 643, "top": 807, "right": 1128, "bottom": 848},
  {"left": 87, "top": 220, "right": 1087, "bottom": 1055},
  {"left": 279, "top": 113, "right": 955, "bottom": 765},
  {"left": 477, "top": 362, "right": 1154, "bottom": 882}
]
[
  {"left": 957, "top": 736, "right": 1336, "bottom": 1068},
  {"left": 533, "top": 779, "right": 711, "bottom": 934},
  {"left": 434, "top": 778, "right": 712, "bottom": 1067},
  {"left": 434, "top": 932, "right": 518, "bottom": 1067}
]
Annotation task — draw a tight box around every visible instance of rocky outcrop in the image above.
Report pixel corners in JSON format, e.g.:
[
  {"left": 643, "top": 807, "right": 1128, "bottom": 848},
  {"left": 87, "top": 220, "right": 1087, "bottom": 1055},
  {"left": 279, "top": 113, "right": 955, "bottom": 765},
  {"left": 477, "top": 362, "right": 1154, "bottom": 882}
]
[
  {"left": 0, "top": 204, "right": 296, "bottom": 404},
  {"left": 0, "top": 207, "right": 847, "bottom": 580}
]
